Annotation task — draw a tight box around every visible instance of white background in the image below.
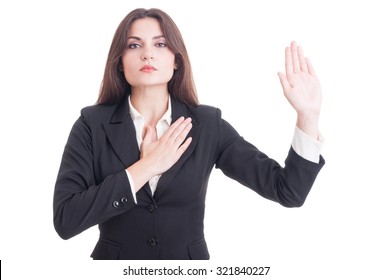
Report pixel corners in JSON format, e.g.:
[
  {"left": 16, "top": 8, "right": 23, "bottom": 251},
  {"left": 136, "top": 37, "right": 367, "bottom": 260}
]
[{"left": 1, "top": 0, "right": 391, "bottom": 279}]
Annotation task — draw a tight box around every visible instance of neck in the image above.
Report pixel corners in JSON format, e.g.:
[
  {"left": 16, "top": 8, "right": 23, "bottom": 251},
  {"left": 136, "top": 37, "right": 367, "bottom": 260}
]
[{"left": 130, "top": 86, "right": 170, "bottom": 125}]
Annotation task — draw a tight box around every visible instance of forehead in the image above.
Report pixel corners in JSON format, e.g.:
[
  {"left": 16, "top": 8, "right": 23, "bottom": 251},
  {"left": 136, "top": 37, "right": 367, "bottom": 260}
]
[{"left": 128, "top": 17, "right": 163, "bottom": 37}]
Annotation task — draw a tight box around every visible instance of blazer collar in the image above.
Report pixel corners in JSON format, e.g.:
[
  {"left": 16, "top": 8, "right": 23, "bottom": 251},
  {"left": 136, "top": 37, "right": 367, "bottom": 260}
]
[
  {"left": 103, "top": 94, "right": 200, "bottom": 201},
  {"left": 109, "top": 94, "right": 131, "bottom": 124}
]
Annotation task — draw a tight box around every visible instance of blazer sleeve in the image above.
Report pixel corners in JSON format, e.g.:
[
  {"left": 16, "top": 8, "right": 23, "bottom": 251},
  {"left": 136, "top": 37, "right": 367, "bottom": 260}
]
[
  {"left": 53, "top": 113, "right": 136, "bottom": 240},
  {"left": 215, "top": 110, "right": 325, "bottom": 207}
]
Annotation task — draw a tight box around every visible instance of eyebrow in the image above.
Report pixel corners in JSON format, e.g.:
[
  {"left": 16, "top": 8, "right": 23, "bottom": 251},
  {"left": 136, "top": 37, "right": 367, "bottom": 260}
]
[{"left": 127, "top": 35, "right": 165, "bottom": 40}]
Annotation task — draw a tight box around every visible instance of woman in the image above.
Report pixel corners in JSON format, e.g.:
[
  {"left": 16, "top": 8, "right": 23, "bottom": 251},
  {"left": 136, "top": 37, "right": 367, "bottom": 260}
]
[{"left": 53, "top": 8, "right": 324, "bottom": 260}]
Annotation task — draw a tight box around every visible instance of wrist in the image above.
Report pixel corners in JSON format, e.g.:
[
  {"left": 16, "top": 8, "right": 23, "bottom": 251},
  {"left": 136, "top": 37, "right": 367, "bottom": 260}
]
[
  {"left": 126, "top": 158, "right": 156, "bottom": 191},
  {"left": 296, "top": 113, "right": 320, "bottom": 140}
]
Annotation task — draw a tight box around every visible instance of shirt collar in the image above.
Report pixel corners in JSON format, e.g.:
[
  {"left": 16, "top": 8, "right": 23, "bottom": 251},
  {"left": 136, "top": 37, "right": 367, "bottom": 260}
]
[{"left": 128, "top": 95, "right": 172, "bottom": 124}]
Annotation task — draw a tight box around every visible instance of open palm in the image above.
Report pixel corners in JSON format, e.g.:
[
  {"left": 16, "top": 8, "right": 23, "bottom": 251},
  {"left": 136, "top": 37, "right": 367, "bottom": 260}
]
[{"left": 278, "top": 41, "right": 322, "bottom": 117}]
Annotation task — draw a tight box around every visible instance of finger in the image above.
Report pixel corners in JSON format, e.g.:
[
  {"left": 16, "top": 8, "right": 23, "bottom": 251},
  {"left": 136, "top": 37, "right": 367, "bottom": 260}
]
[
  {"left": 172, "top": 122, "right": 192, "bottom": 146},
  {"left": 140, "top": 126, "right": 156, "bottom": 154},
  {"left": 277, "top": 72, "right": 291, "bottom": 93},
  {"left": 298, "top": 46, "right": 308, "bottom": 73},
  {"left": 170, "top": 117, "right": 192, "bottom": 140},
  {"left": 291, "top": 41, "right": 300, "bottom": 73},
  {"left": 161, "top": 116, "right": 185, "bottom": 139},
  {"left": 176, "top": 137, "right": 192, "bottom": 157},
  {"left": 142, "top": 126, "right": 154, "bottom": 145},
  {"left": 285, "top": 46, "right": 293, "bottom": 75},
  {"left": 306, "top": 57, "right": 317, "bottom": 76}
]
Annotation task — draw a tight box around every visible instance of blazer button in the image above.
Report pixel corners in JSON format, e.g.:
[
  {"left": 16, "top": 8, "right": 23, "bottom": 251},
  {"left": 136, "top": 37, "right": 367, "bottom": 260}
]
[
  {"left": 148, "top": 237, "right": 158, "bottom": 247},
  {"left": 148, "top": 204, "right": 157, "bottom": 213},
  {"left": 112, "top": 201, "right": 120, "bottom": 208},
  {"left": 121, "top": 197, "right": 128, "bottom": 204}
]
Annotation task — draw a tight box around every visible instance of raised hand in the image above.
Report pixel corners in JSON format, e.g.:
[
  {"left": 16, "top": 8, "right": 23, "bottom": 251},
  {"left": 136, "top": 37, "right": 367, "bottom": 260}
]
[{"left": 277, "top": 41, "right": 322, "bottom": 139}]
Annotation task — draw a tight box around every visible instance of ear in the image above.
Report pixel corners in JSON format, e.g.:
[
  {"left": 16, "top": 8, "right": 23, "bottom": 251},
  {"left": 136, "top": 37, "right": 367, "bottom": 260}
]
[{"left": 174, "top": 63, "right": 178, "bottom": 70}]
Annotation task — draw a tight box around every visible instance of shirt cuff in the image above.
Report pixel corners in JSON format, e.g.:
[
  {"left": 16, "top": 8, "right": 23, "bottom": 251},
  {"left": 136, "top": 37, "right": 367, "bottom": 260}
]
[
  {"left": 291, "top": 126, "right": 324, "bottom": 164},
  {"left": 125, "top": 169, "right": 138, "bottom": 204}
]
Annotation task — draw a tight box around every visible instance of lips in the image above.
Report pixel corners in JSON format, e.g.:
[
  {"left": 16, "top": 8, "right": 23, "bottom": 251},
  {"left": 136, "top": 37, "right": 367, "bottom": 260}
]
[{"left": 140, "top": 65, "right": 156, "bottom": 72}]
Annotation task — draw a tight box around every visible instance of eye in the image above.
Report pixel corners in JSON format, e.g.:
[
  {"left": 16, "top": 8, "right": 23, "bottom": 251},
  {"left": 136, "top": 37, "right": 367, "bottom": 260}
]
[
  {"left": 128, "top": 43, "right": 141, "bottom": 49},
  {"left": 156, "top": 42, "right": 167, "bottom": 48}
]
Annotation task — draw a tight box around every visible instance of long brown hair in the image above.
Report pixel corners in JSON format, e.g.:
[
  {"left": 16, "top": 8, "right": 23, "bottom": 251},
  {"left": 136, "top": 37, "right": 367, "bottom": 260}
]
[{"left": 96, "top": 8, "right": 198, "bottom": 106}]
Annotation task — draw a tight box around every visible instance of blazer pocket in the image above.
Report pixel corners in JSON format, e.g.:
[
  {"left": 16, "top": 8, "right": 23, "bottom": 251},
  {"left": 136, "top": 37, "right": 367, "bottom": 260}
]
[
  {"left": 187, "top": 239, "right": 210, "bottom": 260},
  {"left": 90, "top": 239, "right": 121, "bottom": 260}
]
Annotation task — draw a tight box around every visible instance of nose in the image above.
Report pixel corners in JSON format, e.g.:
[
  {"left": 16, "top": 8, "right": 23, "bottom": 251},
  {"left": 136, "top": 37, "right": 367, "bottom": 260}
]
[
  {"left": 141, "top": 55, "right": 154, "bottom": 61},
  {"left": 141, "top": 49, "right": 154, "bottom": 61}
]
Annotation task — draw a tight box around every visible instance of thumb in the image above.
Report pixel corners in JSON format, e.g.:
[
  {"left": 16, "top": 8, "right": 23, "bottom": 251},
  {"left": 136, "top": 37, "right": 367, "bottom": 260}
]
[
  {"left": 277, "top": 72, "right": 291, "bottom": 94},
  {"left": 142, "top": 126, "right": 154, "bottom": 146}
]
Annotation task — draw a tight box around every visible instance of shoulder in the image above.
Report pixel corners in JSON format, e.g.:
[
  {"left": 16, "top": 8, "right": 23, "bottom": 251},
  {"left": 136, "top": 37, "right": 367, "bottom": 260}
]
[
  {"left": 188, "top": 104, "right": 222, "bottom": 123},
  {"left": 80, "top": 102, "right": 121, "bottom": 124},
  {"left": 81, "top": 103, "right": 113, "bottom": 118}
]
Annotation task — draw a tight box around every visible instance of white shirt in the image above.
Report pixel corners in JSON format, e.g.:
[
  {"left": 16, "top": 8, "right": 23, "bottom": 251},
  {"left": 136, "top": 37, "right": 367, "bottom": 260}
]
[{"left": 125, "top": 96, "right": 323, "bottom": 203}]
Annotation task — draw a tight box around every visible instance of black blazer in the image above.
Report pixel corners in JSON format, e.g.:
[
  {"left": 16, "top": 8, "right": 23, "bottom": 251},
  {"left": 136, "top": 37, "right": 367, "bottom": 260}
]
[{"left": 53, "top": 95, "right": 324, "bottom": 260}]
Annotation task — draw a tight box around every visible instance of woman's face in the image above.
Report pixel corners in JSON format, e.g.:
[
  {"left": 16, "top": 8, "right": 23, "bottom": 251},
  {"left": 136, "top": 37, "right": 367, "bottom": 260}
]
[{"left": 122, "top": 18, "right": 176, "bottom": 90}]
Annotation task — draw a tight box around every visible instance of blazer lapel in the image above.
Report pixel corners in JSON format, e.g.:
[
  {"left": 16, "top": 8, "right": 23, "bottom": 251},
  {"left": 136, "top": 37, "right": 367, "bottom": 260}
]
[
  {"left": 102, "top": 96, "right": 153, "bottom": 199},
  {"left": 153, "top": 97, "right": 200, "bottom": 200},
  {"left": 103, "top": 96, "right": 140, "bottom": 167}
]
